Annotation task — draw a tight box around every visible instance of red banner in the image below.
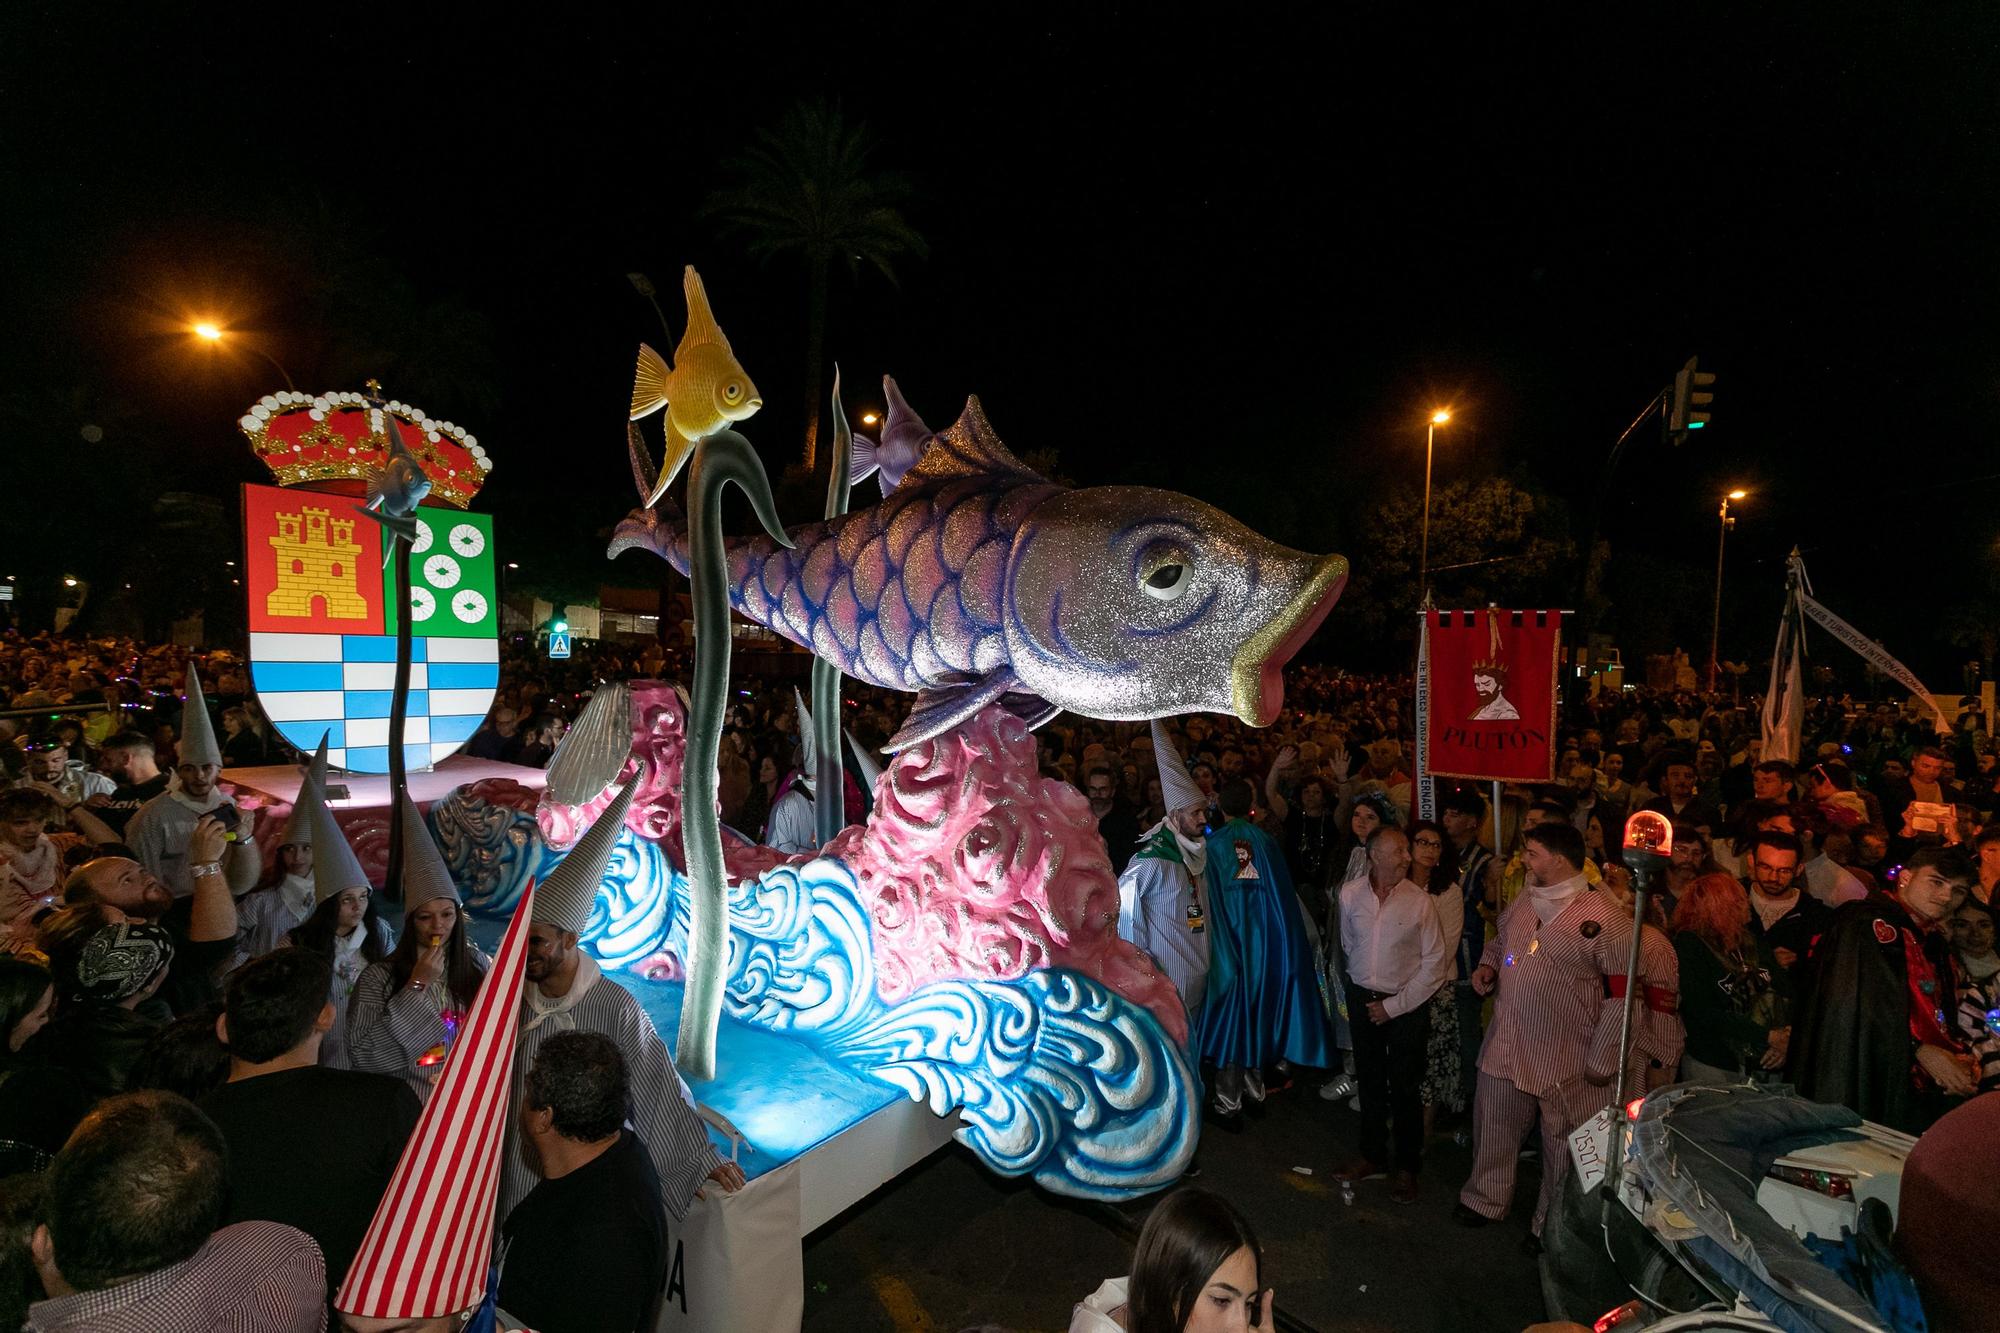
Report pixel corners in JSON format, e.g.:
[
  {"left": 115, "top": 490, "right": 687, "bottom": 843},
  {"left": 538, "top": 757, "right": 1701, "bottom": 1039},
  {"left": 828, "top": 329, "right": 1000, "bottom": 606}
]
[
  {"left": 244, "top": 482, "right": 385, "bottom": 635},
  {"left": 1423, "top": 608, "right": 1562, "bottom": 783}
]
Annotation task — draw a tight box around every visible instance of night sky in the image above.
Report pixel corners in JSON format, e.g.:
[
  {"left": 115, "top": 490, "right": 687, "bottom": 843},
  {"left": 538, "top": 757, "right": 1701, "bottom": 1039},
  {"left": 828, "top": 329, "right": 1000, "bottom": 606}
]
[{"left": 6, "top": 6, "right": 1997, "bottom": 677}]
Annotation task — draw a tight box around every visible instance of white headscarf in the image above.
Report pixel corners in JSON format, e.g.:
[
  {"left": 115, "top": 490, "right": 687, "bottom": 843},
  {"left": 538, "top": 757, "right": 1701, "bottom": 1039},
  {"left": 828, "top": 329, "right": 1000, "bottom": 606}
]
[{"left": 1527, "top": 870, "right": 1586, "bottom": 925}]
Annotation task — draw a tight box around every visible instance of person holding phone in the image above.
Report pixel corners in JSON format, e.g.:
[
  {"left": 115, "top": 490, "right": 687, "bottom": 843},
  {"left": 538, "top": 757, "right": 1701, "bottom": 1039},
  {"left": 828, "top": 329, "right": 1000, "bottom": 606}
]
[{"left": 124, "top": 667, "right": 260, "bottom": 900}]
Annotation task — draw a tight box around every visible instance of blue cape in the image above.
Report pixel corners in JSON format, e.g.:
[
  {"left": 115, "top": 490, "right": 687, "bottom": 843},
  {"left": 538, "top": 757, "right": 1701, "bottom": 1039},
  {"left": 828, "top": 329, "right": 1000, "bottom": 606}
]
[{"left": 1196, "top": 818, "right": 1331, "bottom": 1070}]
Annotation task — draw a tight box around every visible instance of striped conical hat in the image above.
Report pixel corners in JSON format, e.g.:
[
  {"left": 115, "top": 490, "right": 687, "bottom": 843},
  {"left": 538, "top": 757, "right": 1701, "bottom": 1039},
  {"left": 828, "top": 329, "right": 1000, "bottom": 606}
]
[
  {"left": 178, "top": 663, "right": 222, "bottom": 768},
  {"left": 396, "top": 793, "right": 461, "bottom": 910},
  {"left": 280, "top": 733, "right": 330, "bottom": 846},
  {"left": 308, "top": 780, "right": 371, "bottom": 905},
  {"left": 335, "top": 886, "right": 535, "bottom": 1320},
  {"left": 532, "top": 769, "right": 639, "bottom": 936}
]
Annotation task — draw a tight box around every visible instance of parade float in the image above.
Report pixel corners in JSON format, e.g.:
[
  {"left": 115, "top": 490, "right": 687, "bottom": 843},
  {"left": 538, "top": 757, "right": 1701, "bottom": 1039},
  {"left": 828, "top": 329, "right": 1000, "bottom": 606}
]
[{"left": 237, "top": 268, "right": 1348, "bottom": 1329}]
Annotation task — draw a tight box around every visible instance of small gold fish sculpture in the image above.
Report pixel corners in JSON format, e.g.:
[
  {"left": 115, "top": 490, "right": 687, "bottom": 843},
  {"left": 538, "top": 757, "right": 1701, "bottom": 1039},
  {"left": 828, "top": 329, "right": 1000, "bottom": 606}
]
[{"left": 628, "top": 265, "right": 762, "bottom": 506}]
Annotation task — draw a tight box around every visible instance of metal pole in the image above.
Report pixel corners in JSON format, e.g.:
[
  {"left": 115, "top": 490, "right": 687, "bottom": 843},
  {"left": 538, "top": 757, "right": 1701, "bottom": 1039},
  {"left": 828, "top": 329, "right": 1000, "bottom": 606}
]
[
  {"left": 1707, "top": 496, "right": 1730, "bottom": 693},
  {"left": 385, "top": 534, "right": 412, "bottom": 897},
  {"left": 1490, "top": 779, "right": 1504, "bottom": 854},
  {"left": 1609, "top": 877, "right": 1650, "bottom": 1115},
  {"left": 1419, "top": 420, "right": 1435, "bottom": 597}
]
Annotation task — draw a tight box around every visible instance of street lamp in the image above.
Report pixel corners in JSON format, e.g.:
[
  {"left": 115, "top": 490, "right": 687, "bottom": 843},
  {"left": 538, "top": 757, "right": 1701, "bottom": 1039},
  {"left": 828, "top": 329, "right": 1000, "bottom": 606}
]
[
  {"left": 859, "top": 411, "right": 879, "bottom": 427},
  {"left": 1418, "top": 408, "right": 1452, "bottom": 599},
  {"left": 1708, "top": 489, "right": 1747, "bottom": 693},
  {"left": 187, "top": 320, "right": 297, "bottom": 391}
]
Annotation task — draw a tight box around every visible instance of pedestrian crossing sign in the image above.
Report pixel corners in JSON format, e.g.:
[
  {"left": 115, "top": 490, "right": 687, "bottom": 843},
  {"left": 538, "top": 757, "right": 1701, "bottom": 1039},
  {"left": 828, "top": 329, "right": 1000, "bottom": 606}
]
[{"left": 548, "top": 630, "right": 571, "bottom": 659}]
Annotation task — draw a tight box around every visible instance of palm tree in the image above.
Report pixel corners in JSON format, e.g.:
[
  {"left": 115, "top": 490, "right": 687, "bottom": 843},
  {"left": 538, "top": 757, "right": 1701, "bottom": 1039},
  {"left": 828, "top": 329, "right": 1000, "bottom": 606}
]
[{"left": 704, "top": 99, "right": 927, "bottom": 477}]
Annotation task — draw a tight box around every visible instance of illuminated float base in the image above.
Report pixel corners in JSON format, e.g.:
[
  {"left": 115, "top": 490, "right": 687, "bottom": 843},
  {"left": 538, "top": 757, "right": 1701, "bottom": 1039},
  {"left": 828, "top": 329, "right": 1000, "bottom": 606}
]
[{"left": 462, "top": 917, "right": 960, "bottom": 1333}]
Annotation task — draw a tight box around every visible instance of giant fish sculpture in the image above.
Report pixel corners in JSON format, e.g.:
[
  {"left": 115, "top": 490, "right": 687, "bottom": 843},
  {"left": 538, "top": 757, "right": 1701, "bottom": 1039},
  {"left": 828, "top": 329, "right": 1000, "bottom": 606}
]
[{"left": 612, "top": 385, "right": 1348, "bottom": 751}]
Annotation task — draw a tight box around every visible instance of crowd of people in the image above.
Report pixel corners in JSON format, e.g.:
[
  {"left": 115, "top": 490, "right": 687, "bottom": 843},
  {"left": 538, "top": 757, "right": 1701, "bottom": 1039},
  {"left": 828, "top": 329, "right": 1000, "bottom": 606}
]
[
  {"left": 1, "top": 624, "right": 1997, "bottom": 1329},
  {"left": 0, "top": 632, "right": 743, "bottom": 1330}
]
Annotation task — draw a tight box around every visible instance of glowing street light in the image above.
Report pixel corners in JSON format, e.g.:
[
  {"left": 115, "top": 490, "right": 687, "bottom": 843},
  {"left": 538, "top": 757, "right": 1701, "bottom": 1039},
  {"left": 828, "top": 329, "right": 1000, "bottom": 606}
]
[
  {"left": 187, "top": 319, "right": 297, "bottom": 390},
  {"left": 859, "top": 411, "right": 879, "bottom": 427},
  {"left": 62, "top": 577, "right": 78, "bottom": 588},
  {"left": 1419, "top": 408, "right": 1454, "bottom": 597},
  {"left": 1708, "top": 488, "right": 1747, "bottom": 692}
]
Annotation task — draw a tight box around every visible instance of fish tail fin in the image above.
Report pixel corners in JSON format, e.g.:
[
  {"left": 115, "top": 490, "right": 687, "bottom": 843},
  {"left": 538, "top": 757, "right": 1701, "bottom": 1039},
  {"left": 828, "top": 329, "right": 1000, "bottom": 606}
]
[
  {"left": 642, "top": 423, "right": 697, "bottom": 508},
  {"left": 629, "top": 343, "right": 672, "bottom": 421},
  {"left": 353, "top": 503, "right": 418, "bottom": 544},
  {"left": 847, "top": 432, "right": 880, "bottom": 486}
]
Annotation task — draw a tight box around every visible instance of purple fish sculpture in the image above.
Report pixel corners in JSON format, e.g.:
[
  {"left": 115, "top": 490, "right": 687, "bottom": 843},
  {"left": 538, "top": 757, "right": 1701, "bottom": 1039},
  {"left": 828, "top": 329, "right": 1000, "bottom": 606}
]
[
  {"left": 611, "top": 390, "right": 1347, "bottom": 752},
  {"left": 846, "top": 375, "right": 933, "bottom": 498}
]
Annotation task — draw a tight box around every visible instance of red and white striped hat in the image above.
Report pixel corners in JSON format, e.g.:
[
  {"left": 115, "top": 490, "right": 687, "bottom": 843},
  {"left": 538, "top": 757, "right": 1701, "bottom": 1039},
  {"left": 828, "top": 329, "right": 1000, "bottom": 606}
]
[{"left": 335, "top": 885, "right": 537, "bottom": 1320}]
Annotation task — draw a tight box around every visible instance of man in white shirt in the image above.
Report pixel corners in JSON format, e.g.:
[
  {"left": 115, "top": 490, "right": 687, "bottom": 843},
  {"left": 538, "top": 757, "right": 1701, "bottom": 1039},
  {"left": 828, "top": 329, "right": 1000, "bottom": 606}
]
[
  {"left": 1332, "top": 826, "right": 1449, "bottom": 1203},
  {"left": 126, "top": 667, "right": 259, "bottom": 899}
]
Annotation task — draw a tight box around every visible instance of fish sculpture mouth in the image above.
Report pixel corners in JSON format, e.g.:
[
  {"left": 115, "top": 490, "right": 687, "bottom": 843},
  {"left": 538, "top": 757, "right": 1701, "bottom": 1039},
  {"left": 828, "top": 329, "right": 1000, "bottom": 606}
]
[{"left": 1228, "top": 554, "right": 1348, "bottom": 726}]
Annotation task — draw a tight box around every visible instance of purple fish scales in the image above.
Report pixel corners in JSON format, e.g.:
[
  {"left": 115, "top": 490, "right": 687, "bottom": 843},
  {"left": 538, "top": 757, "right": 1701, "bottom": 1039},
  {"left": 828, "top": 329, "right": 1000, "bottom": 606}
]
[{"left": 661, "top": 471, "right": 1059, "bottom": 694}]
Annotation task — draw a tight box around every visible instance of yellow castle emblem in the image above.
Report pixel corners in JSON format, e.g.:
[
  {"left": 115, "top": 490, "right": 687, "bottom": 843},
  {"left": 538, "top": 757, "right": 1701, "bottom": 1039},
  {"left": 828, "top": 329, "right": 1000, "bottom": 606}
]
[{"left": 267, "top": 506, "right": 368, "bottom": 620}]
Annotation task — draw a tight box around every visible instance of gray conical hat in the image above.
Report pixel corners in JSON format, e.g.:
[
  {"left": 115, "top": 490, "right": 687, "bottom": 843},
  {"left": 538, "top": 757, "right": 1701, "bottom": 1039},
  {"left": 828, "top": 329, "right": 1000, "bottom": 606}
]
[
  {"left": 793, "top": 689, "right": 817, "bottom": 782},
  {"left": 178, "top": 663, "right": 222, "bottom": 768},
  {"left": 1152, "top": 719, "right": 1206, "bottom": 815},
  {"left": 308, "top": 778, "right": 372, "bottom": 904},
  {"left": 533, "top": 770, "right": 638, "bottom": 935},
  {"left": 396, "top": 792, "right": 461, "bottom": 911},
  {"left": 280, "top": 733, "right": 330, "bottom": 846},
  {"left": 844, "top": 729, "right": 882, "bottom": 791}
]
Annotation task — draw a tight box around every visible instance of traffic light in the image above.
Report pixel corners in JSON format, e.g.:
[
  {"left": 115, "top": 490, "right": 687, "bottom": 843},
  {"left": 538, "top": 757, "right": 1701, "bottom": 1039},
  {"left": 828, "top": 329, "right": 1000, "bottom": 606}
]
[{"left": 1668, "top": 356, "right": 1716, "bottom": 444}]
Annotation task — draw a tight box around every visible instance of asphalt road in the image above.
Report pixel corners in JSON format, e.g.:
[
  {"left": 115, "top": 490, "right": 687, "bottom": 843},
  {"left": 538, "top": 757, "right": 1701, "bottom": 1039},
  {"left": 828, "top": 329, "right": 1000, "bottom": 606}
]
[{"left": 801, "top": 1078, "right": 1551, "bottom": 1333}]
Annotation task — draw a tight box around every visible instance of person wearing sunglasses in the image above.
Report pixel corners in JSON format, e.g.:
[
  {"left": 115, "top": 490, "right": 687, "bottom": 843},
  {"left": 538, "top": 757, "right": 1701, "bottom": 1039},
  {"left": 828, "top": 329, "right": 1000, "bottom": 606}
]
[{"left": 1070, "top": 1188, "right": 1274, "bottom": 1332}]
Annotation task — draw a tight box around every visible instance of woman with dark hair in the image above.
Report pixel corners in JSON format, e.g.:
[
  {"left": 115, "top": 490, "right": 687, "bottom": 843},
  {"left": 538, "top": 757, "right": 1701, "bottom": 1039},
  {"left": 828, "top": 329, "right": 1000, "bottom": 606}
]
[
  {"left": 345, "top": 886, "right": 488, "bottom": 1102},
  {"left": 1071, "top": 1187, "right": 1272, "bottom": 1332},
  {"left": 1333, "top": 788, "right": 1399, "bottom": 897},
  {"left": 0, "top": 955, "right": 88, "bottom": 1157},
  {"left": 1948, "top": 897, "right": 2000, "bottom": 1093},
  {"left": 289, "top": 883, "right": 392, "bottom": 1068},
  {"left": 1670, "top": 872, "right": 1790, "bottom": 1083},
  {"left": 1408, "top": 820, "right": 1466, "bottom": 1130}
]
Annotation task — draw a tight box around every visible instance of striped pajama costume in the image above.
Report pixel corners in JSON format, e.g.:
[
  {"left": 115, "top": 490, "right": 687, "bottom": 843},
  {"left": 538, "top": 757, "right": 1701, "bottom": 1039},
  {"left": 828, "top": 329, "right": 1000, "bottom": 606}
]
[{"left": 499, "top": 974, "right": 724, "bottom": 1226}]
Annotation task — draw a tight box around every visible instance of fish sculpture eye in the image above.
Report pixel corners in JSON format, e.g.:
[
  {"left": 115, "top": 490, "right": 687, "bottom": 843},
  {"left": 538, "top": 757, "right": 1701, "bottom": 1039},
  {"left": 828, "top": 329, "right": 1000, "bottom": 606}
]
[
  {"left": 1141, "top": 561, "right": 1190, "bottom": 601},
  {"left": 723, "top": 382, "right": 743, "bottom": 404}
]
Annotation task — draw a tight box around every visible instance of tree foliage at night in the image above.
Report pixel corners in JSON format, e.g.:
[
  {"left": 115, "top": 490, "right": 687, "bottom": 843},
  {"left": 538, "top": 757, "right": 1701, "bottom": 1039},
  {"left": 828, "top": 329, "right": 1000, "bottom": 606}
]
[{"left": 703, "top": 99, "right": 927, "bottom": 480}]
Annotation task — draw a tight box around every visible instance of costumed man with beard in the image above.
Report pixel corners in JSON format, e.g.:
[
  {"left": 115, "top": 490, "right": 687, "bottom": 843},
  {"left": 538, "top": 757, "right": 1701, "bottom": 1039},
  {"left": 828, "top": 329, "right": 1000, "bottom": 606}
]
[
  {"left": 1456, "top": 821, "right": 1654, "bottom": 1246},
  {"left": 1197, "top": 777, "right": 1332, "bottom": 1126},
  {"left": 1115, "top": 721, "right": 1212, "bottom": 1037},
  {"left": 1789, "top": 845, "right": 1979, "bottom": 1134},
  {"left": 125, "top": 665, "right": 260, "bottom": 899},
  {"left": 764, "top": 691, "right": 819, "bottom": 855},
  {"left": 502, "top": 770, "right": 745, "bottom": 1226}
]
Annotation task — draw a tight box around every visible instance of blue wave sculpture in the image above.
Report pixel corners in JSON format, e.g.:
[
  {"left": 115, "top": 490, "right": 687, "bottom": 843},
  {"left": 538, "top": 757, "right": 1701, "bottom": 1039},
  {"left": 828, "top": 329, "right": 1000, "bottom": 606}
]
[{"left": 431, "top": 790, "right": 1199, "bottom": 1200}]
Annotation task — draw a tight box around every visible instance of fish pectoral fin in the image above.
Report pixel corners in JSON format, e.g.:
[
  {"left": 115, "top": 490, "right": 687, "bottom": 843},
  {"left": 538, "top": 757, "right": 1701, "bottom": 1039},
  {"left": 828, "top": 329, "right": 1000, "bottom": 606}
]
[
  {"left": 998, "top": 692, "right": 1063, "bottom": 731},
  {"left": 642, "top": 425, "right": 698, "bottom": 509},
  {"left": 630, "top": 342, "right": 673, "bottom": 421},
  {"left": 883, "top": 670, "right": 1022, "bottom": 753}
]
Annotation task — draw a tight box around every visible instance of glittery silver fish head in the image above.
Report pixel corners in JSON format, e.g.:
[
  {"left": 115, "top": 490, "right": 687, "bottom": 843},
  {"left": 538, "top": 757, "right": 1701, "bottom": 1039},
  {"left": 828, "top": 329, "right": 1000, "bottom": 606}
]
[{"left": 1003, "top": 486, "right": 1347, "bottom": 726}]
